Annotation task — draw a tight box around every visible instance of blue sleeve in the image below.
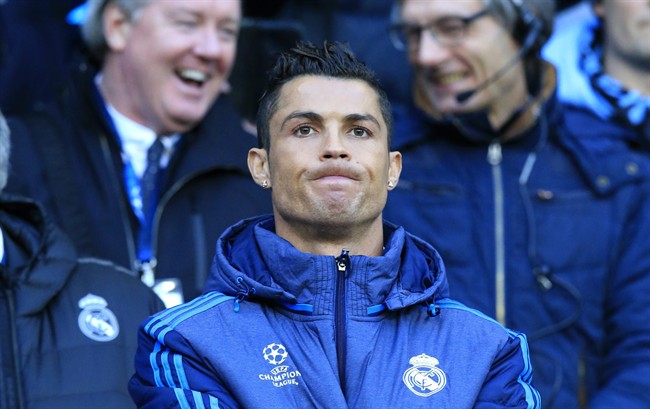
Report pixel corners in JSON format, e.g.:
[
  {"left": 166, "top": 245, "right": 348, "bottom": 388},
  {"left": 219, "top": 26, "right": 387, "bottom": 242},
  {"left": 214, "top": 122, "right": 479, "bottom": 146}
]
[
  {"left": 128, "top": 317, "right": 240, "bottom": 409},
  {"left": 475, "top": 331, "right": 542, "bottom": 409},
  {"left": 588, "top": 180, "right": 650, "bottom": 408}
]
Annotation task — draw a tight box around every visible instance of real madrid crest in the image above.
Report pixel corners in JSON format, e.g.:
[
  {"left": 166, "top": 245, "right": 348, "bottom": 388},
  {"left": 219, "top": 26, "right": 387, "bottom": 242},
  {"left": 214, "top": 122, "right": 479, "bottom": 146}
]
[
  {"left": 77, "top": 293, "right": 119, "bottom": 342},
  {"left": 402, "top": 353, "right": 447, "bottom": 397}
]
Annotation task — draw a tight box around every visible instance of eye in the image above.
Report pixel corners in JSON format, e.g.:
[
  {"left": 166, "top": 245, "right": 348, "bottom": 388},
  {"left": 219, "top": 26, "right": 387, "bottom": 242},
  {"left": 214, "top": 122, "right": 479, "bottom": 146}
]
[
  {"left": 218, "top": 25, "right": 239, "bottom": 41},
  {"left": 294, "top": 125, "right": 315, "bottom": 137},
  {"left": 403, "top": 25, "right": 421, "bottom": 43},
  {"left": 433, "top": 18, "right": 466, "bottom": 39},
  {"left": 175, "top": 18, "right": 198, "bottom": 29},
  {"left": 350, "top": 127, "right": 371, "bottom": 138}
]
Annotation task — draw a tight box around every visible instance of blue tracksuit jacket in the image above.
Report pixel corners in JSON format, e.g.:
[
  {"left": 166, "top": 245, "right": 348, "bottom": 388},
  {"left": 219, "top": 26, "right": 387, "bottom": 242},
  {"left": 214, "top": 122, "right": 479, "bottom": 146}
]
[{"left": 129, "top": 216, "right": 540, "bottom": 408}]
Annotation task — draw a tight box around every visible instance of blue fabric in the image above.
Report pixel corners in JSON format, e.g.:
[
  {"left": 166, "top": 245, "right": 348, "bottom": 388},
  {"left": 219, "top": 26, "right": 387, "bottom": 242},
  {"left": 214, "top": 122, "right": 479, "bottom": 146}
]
[
  {"left": 130, "top": 215, "right": 540, "bottom": 408},
  {"left": 383, "top": 92, "right": 650, "bottom": 408}
]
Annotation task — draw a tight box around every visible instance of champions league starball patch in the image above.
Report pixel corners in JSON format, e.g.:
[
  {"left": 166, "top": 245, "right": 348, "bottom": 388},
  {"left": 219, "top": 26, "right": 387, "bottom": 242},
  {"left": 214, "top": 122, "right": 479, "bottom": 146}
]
[
  {"left": 258, "top": 343, "right": 303, "bottom": 388},
  {"left": 77, "top": 293, "right": 119, "bottom": 342},
  {"left": 402, "top": 353, "right": 447, "bottom": 397}
]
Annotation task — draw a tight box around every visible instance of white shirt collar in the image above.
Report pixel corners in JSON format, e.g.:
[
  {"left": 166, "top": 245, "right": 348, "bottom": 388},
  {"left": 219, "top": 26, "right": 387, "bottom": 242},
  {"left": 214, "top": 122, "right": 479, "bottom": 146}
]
[
  {"left": 97, "top": 74, "right": 180, "bottom": 177},
  {"left": 104, "top": 101, "right": 181, "bottom": 178}
]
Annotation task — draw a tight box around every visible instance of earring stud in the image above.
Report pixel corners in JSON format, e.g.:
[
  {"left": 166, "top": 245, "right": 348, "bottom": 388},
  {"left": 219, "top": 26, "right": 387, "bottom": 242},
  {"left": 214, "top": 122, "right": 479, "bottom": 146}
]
[
  {"left": 388, "top": 180, "right": 395, "bottom": 188},
  {"left": 261, "top": 180, "right": 269, "bottom": 188}
]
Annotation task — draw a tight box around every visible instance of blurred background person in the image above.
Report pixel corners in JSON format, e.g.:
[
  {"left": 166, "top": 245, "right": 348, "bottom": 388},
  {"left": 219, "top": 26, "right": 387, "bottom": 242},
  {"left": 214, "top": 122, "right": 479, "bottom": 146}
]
[
  {"left": 4, "top": 0, "right": 272, "bottom": 306},
  {"left": 544, "top": 0, "right": 650, "bottom": 149},
  {"left": 385, "top": 0, "right": 650, "bottom": 407},
  {"left": 0, "top": 109, "right": 164, "bottom": 409}
]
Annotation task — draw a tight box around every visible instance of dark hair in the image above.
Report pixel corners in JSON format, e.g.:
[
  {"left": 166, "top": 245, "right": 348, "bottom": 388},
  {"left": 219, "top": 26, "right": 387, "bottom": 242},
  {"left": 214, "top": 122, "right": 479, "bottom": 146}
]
[{"left": 256, "top": 41, "right": 394, "bottom": 151}]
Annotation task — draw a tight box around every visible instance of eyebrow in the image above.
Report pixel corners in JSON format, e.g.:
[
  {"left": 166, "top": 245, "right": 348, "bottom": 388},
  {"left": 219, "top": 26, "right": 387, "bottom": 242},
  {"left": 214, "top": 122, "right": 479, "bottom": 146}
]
[
  {"left": 343, "top": 113, "right": 382, "bottom": 130},
  {"left": 280, "top": 111, "right": 382, "bottom": 130},
  {"left": 280, "top": 111, "right": 323, "bottom": 130}
]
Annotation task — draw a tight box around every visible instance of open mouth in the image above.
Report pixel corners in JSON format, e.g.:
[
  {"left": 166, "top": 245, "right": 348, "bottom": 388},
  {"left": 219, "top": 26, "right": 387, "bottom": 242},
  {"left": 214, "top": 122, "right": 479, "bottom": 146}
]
[
  {"left": 433, "top": 72, "right": 466, "bottom": 86},
  {"left": 176, "top": 69, "right": 208, "bottom": 87}
]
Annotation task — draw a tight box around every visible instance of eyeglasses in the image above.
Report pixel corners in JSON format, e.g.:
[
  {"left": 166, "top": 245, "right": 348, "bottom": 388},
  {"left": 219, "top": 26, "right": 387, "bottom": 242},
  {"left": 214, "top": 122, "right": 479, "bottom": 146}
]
[{"left": 389, "top": 8, "right": 490, "bottom": 51}]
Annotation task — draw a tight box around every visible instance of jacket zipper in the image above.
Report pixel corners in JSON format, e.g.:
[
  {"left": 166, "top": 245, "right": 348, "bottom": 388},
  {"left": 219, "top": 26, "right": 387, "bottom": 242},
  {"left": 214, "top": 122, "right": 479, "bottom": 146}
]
[
  {"left": 2, "top": 289, "right": 25, "bottom": 409},
  {"left": 335, "top": 249, "right": 350, "bottom": 397},
  {"left": 487, "top": 142, "right": 506, "bottom": 325}
]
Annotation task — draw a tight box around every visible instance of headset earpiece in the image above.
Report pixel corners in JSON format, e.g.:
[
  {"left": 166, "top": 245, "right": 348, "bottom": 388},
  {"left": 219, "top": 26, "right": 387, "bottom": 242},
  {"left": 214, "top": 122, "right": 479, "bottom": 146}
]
[{"left": 511, "top": 0, "right": 544, "bottom": 56}]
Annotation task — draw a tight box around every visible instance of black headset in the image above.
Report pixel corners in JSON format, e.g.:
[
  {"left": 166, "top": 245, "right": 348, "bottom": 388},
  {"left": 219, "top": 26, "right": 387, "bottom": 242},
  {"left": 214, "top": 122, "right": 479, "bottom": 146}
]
[
  {"left": 511, "top": 0, "right": 547, "bottom": 56},
  {"left": 509, "top": 0, "right": 548, "bottom": 98}
]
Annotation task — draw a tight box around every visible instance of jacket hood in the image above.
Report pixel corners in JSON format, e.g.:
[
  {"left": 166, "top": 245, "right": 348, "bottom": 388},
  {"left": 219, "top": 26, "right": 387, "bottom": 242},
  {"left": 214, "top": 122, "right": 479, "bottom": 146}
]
[
  {"left": 0, "top": 194, "right": 77, "bottom": 315},
  {"left": 204, "top": 215, "right": 449, "bottom": 313}
]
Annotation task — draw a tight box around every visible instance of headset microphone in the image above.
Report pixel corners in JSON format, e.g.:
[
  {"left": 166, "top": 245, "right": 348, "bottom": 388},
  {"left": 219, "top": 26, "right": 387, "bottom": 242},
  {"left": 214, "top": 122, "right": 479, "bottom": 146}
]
[{"left": 455, "top": 18, "right": 543, "bottom": 104}]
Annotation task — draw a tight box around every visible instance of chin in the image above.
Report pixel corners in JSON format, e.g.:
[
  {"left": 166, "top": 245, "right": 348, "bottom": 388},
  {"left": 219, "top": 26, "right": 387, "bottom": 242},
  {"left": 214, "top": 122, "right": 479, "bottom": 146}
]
[
  {"left": 170, "top": 108, "right": 209, "bottom": 129},
  {"left": 161, "top": 116, "right": 201, "bottom": 134},
  {"left": 431, "top": 101, "right": 464, "bottom": 116}
]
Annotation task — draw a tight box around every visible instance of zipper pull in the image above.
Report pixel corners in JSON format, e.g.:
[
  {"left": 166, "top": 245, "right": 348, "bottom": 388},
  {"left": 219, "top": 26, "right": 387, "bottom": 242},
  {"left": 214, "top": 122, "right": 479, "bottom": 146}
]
[
  {"left": 487, "top": 141, "right": 502, "bottom": 166},
  {"left": 336, "top": 248, "right": 350, "bottom": 273}
]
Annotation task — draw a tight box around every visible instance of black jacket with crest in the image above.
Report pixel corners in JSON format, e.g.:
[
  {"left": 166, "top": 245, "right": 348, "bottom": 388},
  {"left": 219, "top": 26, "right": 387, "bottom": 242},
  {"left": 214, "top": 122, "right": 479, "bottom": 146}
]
[{"left": 0, "top": 194, "right": 164, "bottom": 409}]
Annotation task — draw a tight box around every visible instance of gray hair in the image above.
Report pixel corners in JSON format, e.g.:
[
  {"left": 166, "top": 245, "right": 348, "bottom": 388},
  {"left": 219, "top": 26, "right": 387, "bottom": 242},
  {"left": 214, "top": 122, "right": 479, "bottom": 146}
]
[
  {"left": 0, "top": 110, "right": 11, "bottom": 192},
  {"left": 81, "top": 0, "right": 151, "bottom": 61}
]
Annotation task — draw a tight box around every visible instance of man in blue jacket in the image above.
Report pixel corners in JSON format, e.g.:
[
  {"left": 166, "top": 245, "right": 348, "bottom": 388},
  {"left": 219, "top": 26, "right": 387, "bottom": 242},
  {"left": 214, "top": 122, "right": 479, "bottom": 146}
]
[
  {"left": 4, "top": 0, "right": 272, "bottom": 306},
  {"left": 385, "top": 0, "right": 650, "bottom": 407},
  {"left": 129, "top": 41, "right": 540, "bottom": 408}
]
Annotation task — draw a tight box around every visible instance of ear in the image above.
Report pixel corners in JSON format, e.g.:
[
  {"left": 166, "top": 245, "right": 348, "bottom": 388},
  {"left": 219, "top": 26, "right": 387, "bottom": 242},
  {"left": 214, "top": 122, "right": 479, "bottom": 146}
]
[
  {"left": 387, "top": 151, "right": 402, "bottom": 190},
  {"left": 103, "top": 3, "right": 133, "bottom": 52},
  {"left": 248, "top": 148, "right": 271, "bottom": 188}
]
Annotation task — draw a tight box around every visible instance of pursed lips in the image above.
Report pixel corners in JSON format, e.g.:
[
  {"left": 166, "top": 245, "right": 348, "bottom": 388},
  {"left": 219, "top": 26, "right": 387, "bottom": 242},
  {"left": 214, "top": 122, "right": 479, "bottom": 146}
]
[{"left": 309, "top": 166, "right": 362, "bottom": 183}]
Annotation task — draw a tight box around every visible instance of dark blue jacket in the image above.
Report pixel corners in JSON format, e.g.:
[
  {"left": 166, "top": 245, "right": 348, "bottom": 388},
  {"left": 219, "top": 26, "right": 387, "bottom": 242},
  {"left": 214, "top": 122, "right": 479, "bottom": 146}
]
[
  {"left": 129, "top": 215, "right": 540, "bottom": 408},
  {"left": 5, "top": 57, "right": 272, "bottom": 302},
  {"left": 0, "top": 194, "right": 164, "bottom": 409},
  {"left": 384, "top": 93, "right": 650, "bottom": 408}
]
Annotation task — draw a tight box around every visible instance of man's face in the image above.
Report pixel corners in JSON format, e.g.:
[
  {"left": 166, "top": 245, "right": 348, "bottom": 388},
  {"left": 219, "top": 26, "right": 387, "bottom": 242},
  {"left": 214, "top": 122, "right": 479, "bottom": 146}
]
[
  {"left": 401, "top": 0, "right": 528, "bottom": 122},
  {"left": 105, "top": 0, "right": 240, "bottom": 134},
  {"left": 250, "top": 76, "right": 401, "bottom": 234},
  {"left": 596, "top": 0, "right": 650, "bottom": 71}
]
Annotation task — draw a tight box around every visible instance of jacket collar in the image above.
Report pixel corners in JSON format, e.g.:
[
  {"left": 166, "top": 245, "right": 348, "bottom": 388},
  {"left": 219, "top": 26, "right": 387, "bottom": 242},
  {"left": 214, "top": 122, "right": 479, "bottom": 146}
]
[{"left": 205, "top": 215, "right": 449, "bottom": 314}]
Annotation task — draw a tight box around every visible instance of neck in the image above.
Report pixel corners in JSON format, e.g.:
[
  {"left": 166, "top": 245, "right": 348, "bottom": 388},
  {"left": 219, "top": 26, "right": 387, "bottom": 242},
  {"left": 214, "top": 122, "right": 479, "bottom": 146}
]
[
  {"left": 98, "top": 60, "right": 163, "bottom": 134},
  {"left": 497, "top": 62, "right": 555, "bottom": 140},
  {"left": 273, "top": 215, "right": 385, "bottom": 257},
  {"left": 604, "top": 49, "right": 650, "bottom": 96}
]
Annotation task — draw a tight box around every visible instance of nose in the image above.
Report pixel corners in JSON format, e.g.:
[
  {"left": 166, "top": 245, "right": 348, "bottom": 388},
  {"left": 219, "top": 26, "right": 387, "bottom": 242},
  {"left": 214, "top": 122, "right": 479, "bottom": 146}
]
[
  {"left": 413, "top": 32, "right": 450, "bottom": 66},
  {"left": 321, "top": 130, "right": 349, "bottom": 160}
]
